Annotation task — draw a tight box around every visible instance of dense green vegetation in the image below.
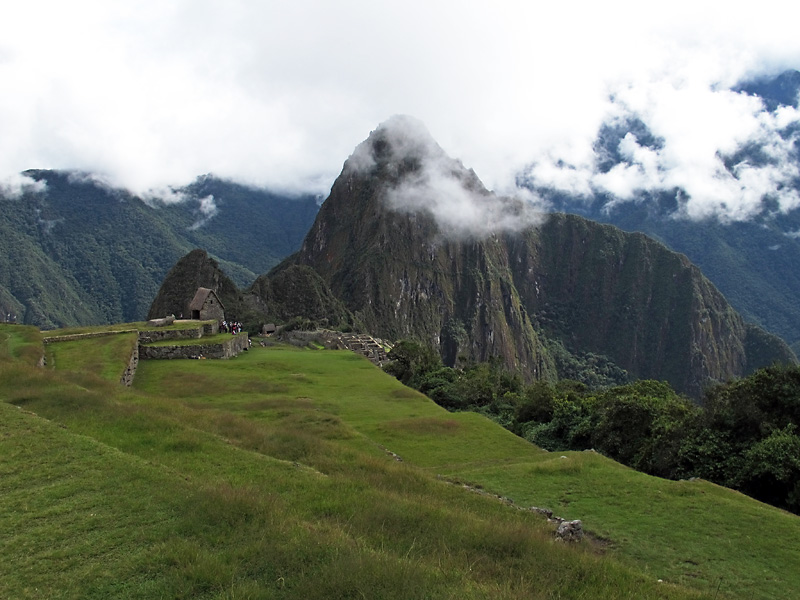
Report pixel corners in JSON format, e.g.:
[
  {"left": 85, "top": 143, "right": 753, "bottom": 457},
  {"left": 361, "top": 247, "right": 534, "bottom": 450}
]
[
  {"left": 385, "top": 340, "right": 800, "bottom": 514},
  {"left": 4, "top": 323, "right": 800, "bottom": 598},
  {"left": 0, "top": 171, "right": 318, "bottom": 328}
]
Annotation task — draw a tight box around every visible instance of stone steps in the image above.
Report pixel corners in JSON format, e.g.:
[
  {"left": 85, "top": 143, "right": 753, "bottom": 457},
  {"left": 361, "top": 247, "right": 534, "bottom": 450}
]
[{"left": 316, "top": 329, "right": 394, "bottom": 366}]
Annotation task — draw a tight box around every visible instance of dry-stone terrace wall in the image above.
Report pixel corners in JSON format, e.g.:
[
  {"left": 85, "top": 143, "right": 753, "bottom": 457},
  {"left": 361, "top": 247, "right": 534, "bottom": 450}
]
[
  {"left": 42, "top": 330, "right": 138, "bottom": 343},
  {"left": 120, "top": 344, "right": 139, "bottom": 386},
  {"left": 139, "top": 331, "right": 249, "bottom": 360}
]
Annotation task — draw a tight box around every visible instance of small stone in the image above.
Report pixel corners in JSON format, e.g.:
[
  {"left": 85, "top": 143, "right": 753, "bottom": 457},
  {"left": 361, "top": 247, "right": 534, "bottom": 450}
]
[{"left": 555, "top": 519, "right": 583, "bottom": 542}]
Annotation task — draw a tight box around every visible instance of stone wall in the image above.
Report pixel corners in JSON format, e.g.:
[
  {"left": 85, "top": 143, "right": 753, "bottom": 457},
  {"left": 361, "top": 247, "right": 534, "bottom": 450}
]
[
  {"left": 227, "top": 331, "right": 250, "bottom": 356},
  {"left": 139, "top": 332, "right": 249, "bottom": 360},
  {"left": 147, "top": 315, "right": 175, "bottom": 327},
  {"left": 120, "top": 344, "right": 139, "bottom": 386},
  {"left": 318, "top": 330, "right": 393, "bottom": 366},
  {"left": 137, "top": 327, "right": 204, "bottom": 344}
]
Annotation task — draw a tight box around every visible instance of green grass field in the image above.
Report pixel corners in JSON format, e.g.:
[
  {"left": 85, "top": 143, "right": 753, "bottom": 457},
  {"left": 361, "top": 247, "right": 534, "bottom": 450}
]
[
  {"left": 2, "top": 323, "right": 798, "bottom": 599},
  {"left": 40, "top": 320, "right": 216, "bottom": 338},
  {"left": 0, "top": 324, "right": 43, "bottom": 366},
  {"left": 45, "top": 332, "right": 137, "bottom": 381}
]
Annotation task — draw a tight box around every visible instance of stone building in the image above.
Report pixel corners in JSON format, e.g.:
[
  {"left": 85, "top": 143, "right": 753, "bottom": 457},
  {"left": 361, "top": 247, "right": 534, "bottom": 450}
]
[{"left": 188, "top": 287, "right": 225, "bottom": 321}]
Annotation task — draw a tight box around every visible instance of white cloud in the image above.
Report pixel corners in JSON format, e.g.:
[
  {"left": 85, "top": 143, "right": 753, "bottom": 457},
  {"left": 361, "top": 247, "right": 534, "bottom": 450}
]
[
  {"left": 353, "top": 116, "right": 545, "bottom": 237},
  {"left": 0, "top": 173, "right": 47, "bottom": 199},
  {"left": 526, "top": 77, "right": 800, "bottom": 221},
  {"left": 188, "top": 195, "right": 218, "bottom": 230},
  {"left": 0, "top": 0, "right": 798, "bottom": 223}
]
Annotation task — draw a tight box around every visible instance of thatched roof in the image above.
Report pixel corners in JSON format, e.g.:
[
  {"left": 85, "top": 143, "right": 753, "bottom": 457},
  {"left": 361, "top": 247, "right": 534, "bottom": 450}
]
[{"left": 188, "top": 287, "right": 224, "bottom": 311}]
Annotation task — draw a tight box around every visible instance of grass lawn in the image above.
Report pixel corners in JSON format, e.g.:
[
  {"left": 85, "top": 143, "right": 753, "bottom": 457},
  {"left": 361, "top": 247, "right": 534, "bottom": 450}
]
[
  {"left": 448, "top": 455, "right": 798, "bottom": 599},
  {"left": 46, "top": 333, "right": 137, "bottom": 381},
  {"left": 3, "top": 337, "right": 797, "bottom": 599},
  {"left": 40, "top": 320, "right": 216, "bottom": 338},
  {"left": 0, "top": 324, "right": 44, "bottom": 366},
  {"left": 132, "top": 345, "right": 800, "bottom": 600}
]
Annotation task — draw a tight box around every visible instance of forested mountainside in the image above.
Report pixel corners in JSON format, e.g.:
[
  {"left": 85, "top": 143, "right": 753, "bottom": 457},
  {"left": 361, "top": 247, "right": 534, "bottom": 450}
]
[
  {"left": 0, "top": 170, "right": 318, "bottom": 328},
  {"left": 281, "top": 117, "right": 794, "bottom": 397}
]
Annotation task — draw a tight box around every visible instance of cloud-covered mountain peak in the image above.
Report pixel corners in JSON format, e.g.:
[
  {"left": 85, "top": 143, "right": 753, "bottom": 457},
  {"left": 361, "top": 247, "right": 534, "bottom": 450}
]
[
  {"left": 339, "top": 116, "right": 542, "bottom": 238},
  {"left": 346, "top": 115, "right": 455, "bottom": 176}
]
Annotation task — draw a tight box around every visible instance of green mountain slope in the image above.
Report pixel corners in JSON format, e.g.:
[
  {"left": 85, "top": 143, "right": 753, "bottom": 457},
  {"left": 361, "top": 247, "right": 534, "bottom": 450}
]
[
  {"left": 0, "top": 170, "right": 318, "bottom": 328},
  {"left": 146, "top": 248, "right": 246, "bottom": 320},
  {"left": 572, "top": 205, "right": 800, "bottom": 356},
  {"left": 3, "top": 323, "right": 798, "bottom": 599}
]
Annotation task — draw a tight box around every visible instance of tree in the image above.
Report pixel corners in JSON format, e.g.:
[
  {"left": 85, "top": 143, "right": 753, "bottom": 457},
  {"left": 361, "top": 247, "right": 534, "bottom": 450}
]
[
  {"left": 383, "top": 340, "right": 441, "bottom": 387},
  {"left": 737, "top": 424, "right": 800, "bottom": 512}
]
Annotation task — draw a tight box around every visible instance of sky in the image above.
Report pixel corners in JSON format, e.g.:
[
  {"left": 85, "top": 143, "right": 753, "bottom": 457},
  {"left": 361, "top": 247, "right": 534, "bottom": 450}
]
[{"left": 2, "top": 0, "right": 800, "bottom": 221}]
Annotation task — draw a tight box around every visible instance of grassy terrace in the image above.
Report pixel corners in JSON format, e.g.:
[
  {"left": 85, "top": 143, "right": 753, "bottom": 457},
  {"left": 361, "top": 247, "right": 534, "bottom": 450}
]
[
  {"left": 45, "top": 333, "right": 137, "bottom": 381},
  {"left": 41, "top": 320, "right": 216, "bottom": 338},
  {"left": 0, "top": 324, "right": 43, "bottom": 366},
  {"left": 2, "top": 323, "right": 798, "bottom": 599}
]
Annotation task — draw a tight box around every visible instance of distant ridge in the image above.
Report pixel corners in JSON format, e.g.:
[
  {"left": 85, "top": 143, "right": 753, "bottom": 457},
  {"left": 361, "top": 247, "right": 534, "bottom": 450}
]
[{"left": 0, "top": 171, "right": 318, "bottom": 328}]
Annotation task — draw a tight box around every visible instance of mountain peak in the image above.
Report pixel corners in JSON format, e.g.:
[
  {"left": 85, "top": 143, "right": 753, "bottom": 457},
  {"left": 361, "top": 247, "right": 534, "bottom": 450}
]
[
  {"left": 345, "top": 114, "right": 449, "bottom": 175},
  {"left": 337, "top": 116, "right": 539, "bottom": 238}
]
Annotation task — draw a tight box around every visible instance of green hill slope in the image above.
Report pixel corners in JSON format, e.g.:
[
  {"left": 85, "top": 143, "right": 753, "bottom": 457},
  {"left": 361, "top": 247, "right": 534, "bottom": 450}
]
[
  {"left": 0, "top": 171, "right": 318, "bottom": 328},
  {"left": 2, "top": 324, "right": 798, "bottom": 599}
]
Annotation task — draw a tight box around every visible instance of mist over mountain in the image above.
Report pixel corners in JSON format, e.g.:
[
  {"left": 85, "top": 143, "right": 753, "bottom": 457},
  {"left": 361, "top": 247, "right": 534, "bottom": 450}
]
[
  {"left": 5, "top": 88, "right": 800, "bottom": 397},
  {"left": 520, "top": 69, "right": 800, "bottom": 354},
  {"left": 263, "top": 116, "right": 795, "bottom": 398},
  {"left": 0, "top": 171, "right": 318, "bottom": 328}
]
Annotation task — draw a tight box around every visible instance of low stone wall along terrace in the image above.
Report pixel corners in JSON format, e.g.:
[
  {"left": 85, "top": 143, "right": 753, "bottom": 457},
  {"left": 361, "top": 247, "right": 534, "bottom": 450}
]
[{"left": 139, "top": 332, "right": 249, "bottom": 360}]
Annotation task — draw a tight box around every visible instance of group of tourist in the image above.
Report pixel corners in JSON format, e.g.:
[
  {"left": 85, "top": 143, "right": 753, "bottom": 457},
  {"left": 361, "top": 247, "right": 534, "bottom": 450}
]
[{"left": 220, "top": 319, "right": 243, "bottom": 334}]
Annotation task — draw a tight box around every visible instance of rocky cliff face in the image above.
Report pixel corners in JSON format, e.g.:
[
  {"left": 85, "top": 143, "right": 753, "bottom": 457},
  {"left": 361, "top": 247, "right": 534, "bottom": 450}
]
[
  {"left": 506, "top": 215, "right": 793, "bottom": 396},
  {"left": 287, "top": 116, "right": 795, "bottom": 397},
  {"left": 294, "top": 117, "right": 552, "bottom": 379}
]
